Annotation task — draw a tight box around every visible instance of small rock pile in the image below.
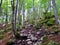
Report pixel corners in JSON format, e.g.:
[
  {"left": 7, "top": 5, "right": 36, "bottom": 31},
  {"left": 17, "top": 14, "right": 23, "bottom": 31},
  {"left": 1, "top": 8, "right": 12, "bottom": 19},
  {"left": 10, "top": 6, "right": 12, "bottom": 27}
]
[{"left": 16, "top": 24, "right": 44, "bottom": 45}]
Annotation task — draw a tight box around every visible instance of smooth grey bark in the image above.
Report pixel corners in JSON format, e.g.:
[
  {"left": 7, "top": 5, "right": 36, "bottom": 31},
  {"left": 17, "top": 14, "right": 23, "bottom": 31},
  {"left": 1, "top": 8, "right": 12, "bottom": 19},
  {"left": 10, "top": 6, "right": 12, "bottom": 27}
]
[
  {"left": 22, "top": 0, "right": 25, "bottom": 26},
  {"left": 51, "top": 0, "right": 59, "bottom": 24},
  {"left": 32, "top": 0, "right": 36, "bottom": 25},
  {"left": 18, "top": 0, "right": 22, "bottom": 28},
  {"left": 17, "top": 0, "right": 20, "bottom": 23},
  {"left": 14, "top": 0, "right": 18, "bottom": 30},
  {"left": 38, "top": 0, "right": 43, "bottom": 18}
]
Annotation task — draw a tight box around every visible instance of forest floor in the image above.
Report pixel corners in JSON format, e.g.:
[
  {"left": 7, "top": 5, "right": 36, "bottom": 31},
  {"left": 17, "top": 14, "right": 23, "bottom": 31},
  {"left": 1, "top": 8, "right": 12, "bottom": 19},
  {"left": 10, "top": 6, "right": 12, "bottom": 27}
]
[
  {"left": 15, "top": 24, "right": 60, "bottom": 45},
  {"left": 0, "top": 23, "right": 60, "bottom": 45}
]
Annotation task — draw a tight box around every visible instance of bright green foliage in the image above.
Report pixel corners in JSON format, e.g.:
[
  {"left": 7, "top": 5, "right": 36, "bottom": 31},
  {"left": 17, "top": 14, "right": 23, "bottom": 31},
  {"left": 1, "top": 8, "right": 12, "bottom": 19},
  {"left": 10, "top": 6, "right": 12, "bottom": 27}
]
[{"left": 46, "top": 18, "right": 55, "bottom": 26}]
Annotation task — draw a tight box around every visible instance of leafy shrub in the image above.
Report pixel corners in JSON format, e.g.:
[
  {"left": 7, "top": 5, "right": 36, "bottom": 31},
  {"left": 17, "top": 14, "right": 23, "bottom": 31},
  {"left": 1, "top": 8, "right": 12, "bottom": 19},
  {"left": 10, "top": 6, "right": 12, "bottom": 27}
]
[
  {"left": 36, "top": 19, "right": 45, "bottom": 27},
  {"left": 46, "top": 18, "right": 55, "bottom": 26},
  {"left": 44, "top": 12, "right": 54, "bottom": 19}
]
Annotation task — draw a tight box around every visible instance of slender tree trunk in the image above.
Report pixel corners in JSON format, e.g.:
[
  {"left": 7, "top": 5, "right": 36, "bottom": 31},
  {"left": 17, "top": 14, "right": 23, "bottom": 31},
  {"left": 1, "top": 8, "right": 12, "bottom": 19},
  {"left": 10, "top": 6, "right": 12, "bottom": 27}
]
[
  {"left": 11, "top": 0, "right": 16, "bottom": 36},
  {"left": 38, "top": 0, "right": 42, "bottom": 18},
  {"left": 14, "top": 0, "right": 18, "bottom": 30},
  {"left": 32, "top": 0, "right": 36, "bottom": 25},
  {"left": 22, "top": 7, "right": 25, "bottom": 27},
  {"left": 38, "top": 0, "right": 40, "bottom": 18},
  {"left": 11, "top": 0, "right": 18, "bottom": 36},
  {"left": 18, "top": 0, "right": 21, "bottom": 29},
  {"left": 22, "top": 0, "right": 25, "bottom": 27},
  {"left": 51, "top": 0, "right": 59, "bottom": 24}
]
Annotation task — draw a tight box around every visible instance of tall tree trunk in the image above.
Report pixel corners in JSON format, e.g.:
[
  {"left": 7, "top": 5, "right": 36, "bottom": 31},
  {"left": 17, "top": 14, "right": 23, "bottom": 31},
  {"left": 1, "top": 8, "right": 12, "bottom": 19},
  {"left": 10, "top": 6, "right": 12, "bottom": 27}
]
[
  {"left": 11, "top": 0, "right": 16, "bottom": 36},
  {"left": 38, "top": 0, "right": 40, "bottom": 18},
  {"left": 22, "top": 0, "right": 25, "bottom": 27},
  {"left": 14, "top": 0, "right": 18, "bottom": 30},
  {"left": 18, "top": 0, "right": 21, "bottom": 29},
  {"left": 32, "top": 0, "right": 36, "bottom": 25},
  {"left": 51, "top": 0, "right": 59, "bottom": 24},
  {"left": 11, "top": 0, "right": 18, "bottom": 35},
  {"left": 38, "top": 0, "right": 42, "bottom": 18}
]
